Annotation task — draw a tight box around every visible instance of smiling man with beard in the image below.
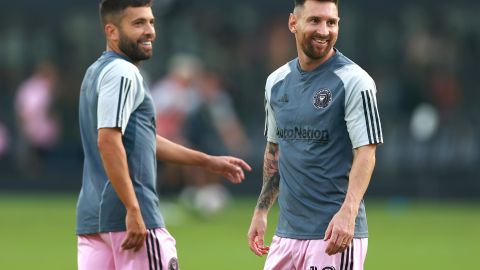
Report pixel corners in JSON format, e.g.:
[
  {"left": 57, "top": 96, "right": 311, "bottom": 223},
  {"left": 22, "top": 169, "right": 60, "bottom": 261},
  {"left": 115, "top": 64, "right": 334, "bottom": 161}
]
[
  {"left": 247, "top": 1, "right": 383, "bottom": 269},
  {"left": 76, "top": 1, "right": 251, "bottom": 269}
]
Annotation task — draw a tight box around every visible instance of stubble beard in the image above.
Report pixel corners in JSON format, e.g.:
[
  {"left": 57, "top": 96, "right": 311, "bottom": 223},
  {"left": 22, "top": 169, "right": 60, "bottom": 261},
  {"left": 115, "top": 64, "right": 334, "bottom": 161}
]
[
  {"left": 118, "top": 34, "right": 152, "bottom": 63},
  {"left": 303, "top": 40, "right": 329, "bottom": 60},
  {"left": 301, "top": 33, "right": 334, "bottom": 61}
]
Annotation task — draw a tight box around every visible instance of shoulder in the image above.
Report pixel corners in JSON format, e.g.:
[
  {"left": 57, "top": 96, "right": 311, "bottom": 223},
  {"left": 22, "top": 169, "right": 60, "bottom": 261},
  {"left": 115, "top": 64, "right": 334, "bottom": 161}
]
[
  {"left": 333, "top": 54, "right": 374, "bottom": 89},
  {"left": 94, "top": 58, "right": 144, "bottom": 99},
  {"left": 101, "top": 58, "right": 140, "bottom": 80},
  {"left": 96, "top": 59, "right": 142, "bottom": 93},
  {"left": 265, "top": 60, "right": 295, "bottom": 98}
]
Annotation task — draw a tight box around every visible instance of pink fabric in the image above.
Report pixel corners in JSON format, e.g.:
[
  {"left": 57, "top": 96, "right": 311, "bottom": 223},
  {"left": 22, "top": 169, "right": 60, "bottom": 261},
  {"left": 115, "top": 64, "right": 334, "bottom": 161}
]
[
  {"left": 264, "top": 236, "right": 367, "bottom": 270},
  {"left": 78, "top": 228, "right": 178, "bottom": 270},
  {"left": 15, "top": 75, "right": 59, "bottom": 147}
]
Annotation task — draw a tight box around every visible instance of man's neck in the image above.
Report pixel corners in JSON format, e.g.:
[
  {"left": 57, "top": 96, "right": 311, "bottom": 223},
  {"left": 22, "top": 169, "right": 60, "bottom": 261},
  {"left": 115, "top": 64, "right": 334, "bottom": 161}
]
[
  {"left": 106, "top": 44, "right": 140, "bottom": 66},
  {"left": 297, "top": 49, "right": 335, "bottom": 72}
]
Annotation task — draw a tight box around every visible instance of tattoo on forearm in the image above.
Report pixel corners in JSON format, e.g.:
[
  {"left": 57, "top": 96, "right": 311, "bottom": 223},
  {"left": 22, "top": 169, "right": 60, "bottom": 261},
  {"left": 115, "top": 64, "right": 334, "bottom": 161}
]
[{"left": 256, "top": 142, "right": 280, "bottom": 210}]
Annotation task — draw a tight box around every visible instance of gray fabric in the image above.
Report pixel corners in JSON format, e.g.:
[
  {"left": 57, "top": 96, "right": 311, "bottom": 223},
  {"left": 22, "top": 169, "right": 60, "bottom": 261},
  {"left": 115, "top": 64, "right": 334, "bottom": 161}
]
[
  {"left": 264, "top": 50, "right": 383, "bottom": 239},
  {"left": 77, "top": 51, "right": 164, "bottom": 235}
]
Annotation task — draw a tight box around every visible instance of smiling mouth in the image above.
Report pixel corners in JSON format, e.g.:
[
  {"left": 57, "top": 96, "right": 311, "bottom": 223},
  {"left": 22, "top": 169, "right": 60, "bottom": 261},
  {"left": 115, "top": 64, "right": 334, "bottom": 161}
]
[
  {"left": 312, "top": 38, "right": 328, "bottom": 45},
  {"left": 140, "top": 41, "right": 153, "bottom": 49}
]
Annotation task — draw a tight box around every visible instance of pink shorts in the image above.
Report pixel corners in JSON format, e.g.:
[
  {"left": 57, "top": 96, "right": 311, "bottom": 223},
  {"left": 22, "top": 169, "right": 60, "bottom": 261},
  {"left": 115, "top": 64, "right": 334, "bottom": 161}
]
[
  {"left": 78, "top": 228, "right": 178, "bottom": 270},
  {"left": 264, "top": 236, "right": 368, "bottom": 270}
]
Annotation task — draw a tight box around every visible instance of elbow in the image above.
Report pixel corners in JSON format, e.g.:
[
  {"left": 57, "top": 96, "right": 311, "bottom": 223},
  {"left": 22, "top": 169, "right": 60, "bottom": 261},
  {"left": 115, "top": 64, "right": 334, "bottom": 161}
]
[
  {"left": 97, "top": 128, "right": 123, "bottom": 156},
  {"left": 367, "top": 145, "right": 377, "bottom": 164},
  {"left": 368, "top": 146, "right": 377, "bottom": 168},
  {"left": 97, "top": 131, "right": 115, "bottom": 153},
  {"left": 354, "top": 144, "right": 377, "bottom": 165},
  {"left": 97, "top": 136, "right": 107, "bottom": 153}
]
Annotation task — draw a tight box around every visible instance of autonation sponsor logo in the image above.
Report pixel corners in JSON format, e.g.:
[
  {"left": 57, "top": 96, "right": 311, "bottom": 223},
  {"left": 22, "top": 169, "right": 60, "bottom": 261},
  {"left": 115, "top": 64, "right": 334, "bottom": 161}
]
[{"left": 277, "top": 127, "right": 329, "bottom": 143}]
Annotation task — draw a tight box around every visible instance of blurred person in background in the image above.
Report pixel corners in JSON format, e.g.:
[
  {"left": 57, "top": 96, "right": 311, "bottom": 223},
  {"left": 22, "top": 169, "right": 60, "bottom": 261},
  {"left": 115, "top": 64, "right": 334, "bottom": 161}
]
[
  {"left": 77, "top": 1, "right": 251, "bottom": 269},
  {"left": 181, "top": 69, "right": 252, "bottom": 216},
  {"left": 14, "top": 61, "right": 61, "bottom": 175},
  {"left": 150, "top": 53, "right": 202, "bottom": 143},
  {"left": 150, "top": 53, "right": 202, "bottom": 191},
  {"left": 0, "top": 121, "right": 10, "bottom": 158},
  {"left": 247, "top": 1, "right": 383, "bottom": 269}
]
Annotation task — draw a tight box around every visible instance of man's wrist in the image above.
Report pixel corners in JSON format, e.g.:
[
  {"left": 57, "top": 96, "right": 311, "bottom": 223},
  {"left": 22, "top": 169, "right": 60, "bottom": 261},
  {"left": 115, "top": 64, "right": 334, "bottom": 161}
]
[
  {"left": 196, "top": 152, "right": 212, "bottom": 167},
  {"left": 253, "top": 208, "right": 269, "bottom": 217},
  {"left": 341, "top": 195, "right": 361, "bottom": 215},
  {"left": 341, "top": 201, "right": 359, "bottom": 215},
  {"left": 126, "top": 204, "right": 141, "bottom": 212}
]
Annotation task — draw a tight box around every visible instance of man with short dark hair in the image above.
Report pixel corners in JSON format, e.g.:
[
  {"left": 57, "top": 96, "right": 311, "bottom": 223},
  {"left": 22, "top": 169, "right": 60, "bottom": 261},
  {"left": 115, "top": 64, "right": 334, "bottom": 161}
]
[
  {"left": 247, "top": 0, "right": 382, "bottom": 269},
  {"left": 77, "top": 1, "right": 251, "bottom": 269}
]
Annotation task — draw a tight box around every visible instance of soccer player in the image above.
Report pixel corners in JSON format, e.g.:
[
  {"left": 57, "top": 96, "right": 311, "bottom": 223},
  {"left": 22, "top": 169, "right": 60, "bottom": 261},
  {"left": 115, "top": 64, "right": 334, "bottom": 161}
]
[
  {"left": 77, "top": 1, "right": 251, "bottom": 269},
  {"left": 247, "top": 0, "right": 383, "bottom": 269}
]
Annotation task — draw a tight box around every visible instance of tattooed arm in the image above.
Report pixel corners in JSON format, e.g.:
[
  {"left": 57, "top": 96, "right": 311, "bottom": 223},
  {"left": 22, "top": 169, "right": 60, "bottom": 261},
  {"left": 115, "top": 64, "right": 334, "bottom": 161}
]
[
  {"left": 257, "top": 142, "right": 280, "bottom": 210},
  {"left": 247, "top": 142, "right": 280, "bottom": 256}
]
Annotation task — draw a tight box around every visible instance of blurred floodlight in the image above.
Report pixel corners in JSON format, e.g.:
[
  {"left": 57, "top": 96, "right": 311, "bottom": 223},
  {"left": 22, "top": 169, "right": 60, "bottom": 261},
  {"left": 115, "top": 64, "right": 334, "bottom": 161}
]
[{"left": 410, "top": 103, "right": 439, "bottom": 141}]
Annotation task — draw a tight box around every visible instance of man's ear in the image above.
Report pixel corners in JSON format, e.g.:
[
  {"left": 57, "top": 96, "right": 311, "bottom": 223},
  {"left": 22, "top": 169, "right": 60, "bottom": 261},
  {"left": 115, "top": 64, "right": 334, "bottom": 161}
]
[
  {"left": 105, "top": 23, "right": 119, "bottom": 41},
  {"left": 288, "top": 13, "right": 297, "bottom": 34}
]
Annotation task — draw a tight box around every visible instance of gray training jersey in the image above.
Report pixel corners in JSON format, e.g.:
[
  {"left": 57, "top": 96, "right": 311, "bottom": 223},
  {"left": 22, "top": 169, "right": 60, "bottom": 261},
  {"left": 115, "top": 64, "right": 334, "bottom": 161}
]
[
  {"left": 76, "top": 51, "right": 164, "bottom": 235},
  {"left": 264, "top": 50, "right": 383, "bottom": 239}
]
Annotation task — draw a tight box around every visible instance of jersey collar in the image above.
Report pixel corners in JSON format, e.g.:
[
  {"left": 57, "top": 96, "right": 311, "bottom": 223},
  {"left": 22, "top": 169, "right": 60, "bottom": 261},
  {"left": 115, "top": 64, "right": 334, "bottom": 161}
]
[{"left": 295, "top": 48, "right": 341, "bottom": 77}]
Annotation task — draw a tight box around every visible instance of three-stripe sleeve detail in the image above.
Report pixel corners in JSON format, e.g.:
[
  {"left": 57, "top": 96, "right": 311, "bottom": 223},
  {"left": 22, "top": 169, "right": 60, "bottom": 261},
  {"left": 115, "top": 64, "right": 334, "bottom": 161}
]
[
  {"left": 115, "top": 76, "right": 132, "bottom": 128},
  {"left": 119, "top": 79, "right": 132, "bottom": 127},
  {"left": 115, "top": 77, "right": 124, "bottom": 127},
  {"left": 361, "top": 90, "right": 383, "bottom": 144},
  {"left": 371, "top": 90, "right": 383, "bottom": 142},
  {"left": 264, "top": 96, "right": 268, "bottom": 137},
  {"left": 146, "top": 229, "right": 163, "bottom": 270},
  {"left": 365, "top": 91, "right": 377, "bottom": 142}
]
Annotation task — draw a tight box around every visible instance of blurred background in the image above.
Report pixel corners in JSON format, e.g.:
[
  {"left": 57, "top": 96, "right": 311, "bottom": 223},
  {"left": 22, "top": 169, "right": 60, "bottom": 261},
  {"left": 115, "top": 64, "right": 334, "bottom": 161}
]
[{"left": 0, "top": 0, "right": 479, "bottom": 269}]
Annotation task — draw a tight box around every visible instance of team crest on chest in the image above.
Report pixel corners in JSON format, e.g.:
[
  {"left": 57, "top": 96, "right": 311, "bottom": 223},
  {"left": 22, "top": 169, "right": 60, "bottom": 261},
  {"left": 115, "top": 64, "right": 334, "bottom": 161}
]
[{"left": 313, "top": 89, "right": 332, "bottom": 109}]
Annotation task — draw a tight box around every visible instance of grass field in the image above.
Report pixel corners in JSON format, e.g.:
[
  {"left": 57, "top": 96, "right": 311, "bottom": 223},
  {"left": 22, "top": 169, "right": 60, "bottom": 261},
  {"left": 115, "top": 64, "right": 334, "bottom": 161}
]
[{"left": 0, "top": 193, "right": 479, "bottom": 269}]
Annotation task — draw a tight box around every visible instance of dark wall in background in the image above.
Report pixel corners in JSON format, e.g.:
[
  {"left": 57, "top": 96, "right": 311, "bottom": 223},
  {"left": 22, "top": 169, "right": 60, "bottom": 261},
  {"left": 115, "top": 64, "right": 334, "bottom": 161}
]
[{"left": 1, "top": 0, "right": 479, "bottom": 199}]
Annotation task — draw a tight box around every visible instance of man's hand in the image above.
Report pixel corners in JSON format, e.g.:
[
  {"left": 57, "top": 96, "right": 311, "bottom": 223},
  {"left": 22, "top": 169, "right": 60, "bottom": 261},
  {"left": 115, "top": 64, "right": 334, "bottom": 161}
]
[
  {"left": 324, "top": 207, "right": 356, "bottom": 255},
  {"left": 247, "top": 210, "right": 270, "bottom": 256},
  {"left": 155, "top": 135, "right": 251, "bottom": 183},
  {"left": 121, "top": 207, "right": 147, "bottom": 252},
  {"left": 205, "top": 156, "right": 251, "bottom": 184}
]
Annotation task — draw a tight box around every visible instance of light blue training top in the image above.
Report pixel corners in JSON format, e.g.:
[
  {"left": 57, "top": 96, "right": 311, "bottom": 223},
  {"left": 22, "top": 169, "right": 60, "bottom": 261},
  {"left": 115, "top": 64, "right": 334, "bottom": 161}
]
[
  {"left": 76, "top": 51, "right": 164, "bottom": 235},
  {"left": 264, "top": 49, "right": 383, "bottom": 239}
]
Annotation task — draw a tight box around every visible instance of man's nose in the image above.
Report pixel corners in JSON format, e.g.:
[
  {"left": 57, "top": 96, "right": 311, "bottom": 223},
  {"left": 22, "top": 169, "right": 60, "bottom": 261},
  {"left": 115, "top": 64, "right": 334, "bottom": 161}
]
[
  {"left": 315, "top": 22, "right": 328, "bottom": 36},
  {"left": 145, "top": 23, "right": 155, "bottom": 37}
]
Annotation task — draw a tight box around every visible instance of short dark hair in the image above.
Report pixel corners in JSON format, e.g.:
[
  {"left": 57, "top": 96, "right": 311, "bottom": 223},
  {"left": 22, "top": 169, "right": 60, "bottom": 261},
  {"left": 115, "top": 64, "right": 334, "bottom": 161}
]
[
  {"left": 294, "top": 0, "right": 338, "bottom": 8},
  {"left": 99, "top": 0, "right": 152, "bottom": 25}
]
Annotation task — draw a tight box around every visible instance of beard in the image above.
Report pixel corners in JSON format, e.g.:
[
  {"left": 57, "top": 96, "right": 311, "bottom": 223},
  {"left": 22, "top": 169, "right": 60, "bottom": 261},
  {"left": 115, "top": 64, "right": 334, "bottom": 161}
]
[
  {"left": 301, "top": 34, "right": 334, "bottom": 60},
  {"left": 118, "top": 33, "right": 152, "bottom": 62}
]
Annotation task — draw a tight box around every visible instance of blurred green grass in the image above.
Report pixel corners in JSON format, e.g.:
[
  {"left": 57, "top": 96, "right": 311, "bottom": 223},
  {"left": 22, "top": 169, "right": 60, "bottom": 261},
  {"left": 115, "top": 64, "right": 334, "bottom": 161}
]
[{"left": 0, "top": 193, "right": 479, "bottom": 269}]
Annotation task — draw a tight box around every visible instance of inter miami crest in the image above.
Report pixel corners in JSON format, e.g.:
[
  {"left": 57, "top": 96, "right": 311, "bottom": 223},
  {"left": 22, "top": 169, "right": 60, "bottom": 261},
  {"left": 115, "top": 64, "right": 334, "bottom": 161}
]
[
  {"left": 313, "top": 88, "right": 332, "bottom": 109},
  {"left": 309, "top": 267, "right": 335, "bottom": 270},
  {"left": 168, "top": 257, "right": 178, "bottom": 270}
]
